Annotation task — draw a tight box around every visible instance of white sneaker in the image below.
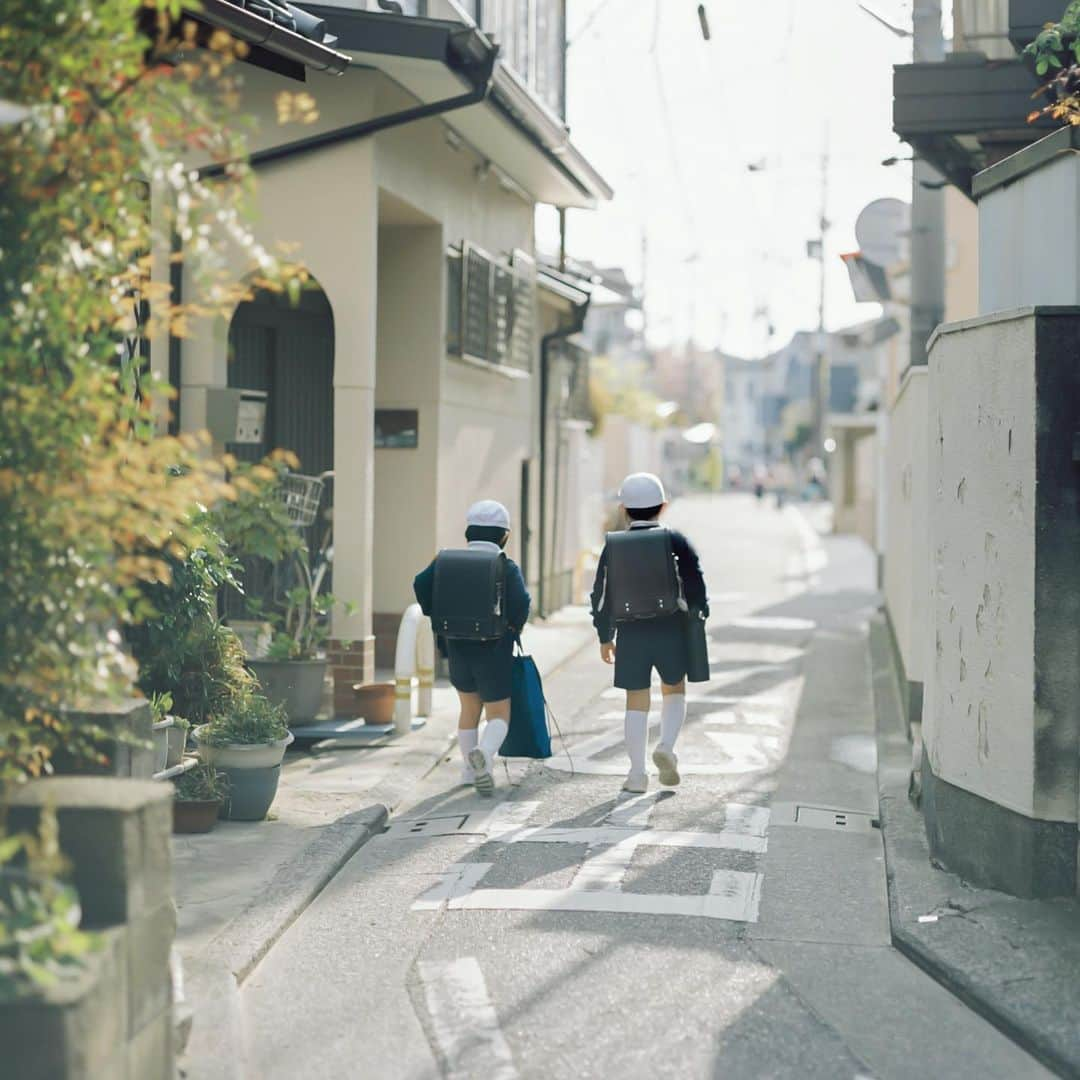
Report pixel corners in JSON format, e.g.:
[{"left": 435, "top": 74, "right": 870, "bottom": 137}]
[
  {"left": 622, "top": 770, "right": 649, "bottom": 794},
  {"left": 468, "top": 747, "right": 495, "bottom": 797},
  {"left": 458, "top": 764, "right": 475, "bottom": 787},
  {"left": 652, "top": 747, "right": 680, "bottom": 787}
]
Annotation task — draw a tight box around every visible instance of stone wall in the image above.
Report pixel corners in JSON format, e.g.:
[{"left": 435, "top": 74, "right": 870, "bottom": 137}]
[{"left": 3, "top": 778, "right": 176, "bottom": 1079}]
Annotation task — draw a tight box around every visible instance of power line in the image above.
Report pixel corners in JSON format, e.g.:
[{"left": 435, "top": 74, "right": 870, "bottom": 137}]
[
  {"left": 649, "top": 0, "right": 697, "bottom": 242},
  {"left": 566, "top": 0, "right": 620, "bottom": 49}
]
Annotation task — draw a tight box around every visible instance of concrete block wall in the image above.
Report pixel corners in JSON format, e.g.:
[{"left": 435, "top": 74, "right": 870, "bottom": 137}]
[
  {"left": 3, "top": 778, "right": 176, "bottom": 1079},
  {"left": 925, "top": 308, "right": 1080, "bottom": 897},
  {"left": 883, "top": 367, "right": 929, "bottom": 728},
  {"left": 50, "top": 699, "right": 154, "bottom": 780}
]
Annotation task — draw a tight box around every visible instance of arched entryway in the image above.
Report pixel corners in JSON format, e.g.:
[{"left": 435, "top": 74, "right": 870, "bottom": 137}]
[
  {"left": 225, "top": 280, "right": 335, "bottom": 616},
  {"left": 227, "top": 281, "right": 335, "bottom": 474}
]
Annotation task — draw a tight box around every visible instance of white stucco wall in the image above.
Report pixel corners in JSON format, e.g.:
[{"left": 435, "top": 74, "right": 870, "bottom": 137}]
[
  {"left": 883, "top": 366, "right": 929, "bottom": 688},
  {"left": 177, "top": 126, "right": 379, "bottom": 644},
  {"left": 374, "top": 224, "right": 443, "bottom": 615},
  {"left": 978, "top": 152, "right": 1080, "bottom": 314},
  {"left": 927, "top": 315, "right": 1040, "bottom": 818}
]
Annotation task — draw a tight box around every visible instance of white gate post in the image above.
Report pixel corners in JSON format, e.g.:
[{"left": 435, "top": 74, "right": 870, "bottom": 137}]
[{"left": 394, "top": 603, "right": 434, "bottom": 735}]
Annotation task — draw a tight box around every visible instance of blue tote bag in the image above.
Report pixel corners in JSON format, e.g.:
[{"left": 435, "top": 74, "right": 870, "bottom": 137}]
[{"left": 499, "top": 645, "right": 552, "bottom": 760}]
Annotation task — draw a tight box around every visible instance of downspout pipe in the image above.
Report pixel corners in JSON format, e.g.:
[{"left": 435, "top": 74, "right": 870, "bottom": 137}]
[
  {"left": 199, "top": 52, "right": 496, "bottom": 178},
  {"left": 538, "top": 293, "right": 590, "bottom": 617}
]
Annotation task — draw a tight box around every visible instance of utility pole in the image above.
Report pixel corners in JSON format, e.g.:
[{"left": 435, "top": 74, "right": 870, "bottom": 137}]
[
  {"left": 640, "top": 228, "right": 648, "bottom": 352},
  {"left": 811, "top": 137, "right": 830, "bottom": 463},
  {"left": 910, "top": 0, "right": 945, "bottom": 368}
]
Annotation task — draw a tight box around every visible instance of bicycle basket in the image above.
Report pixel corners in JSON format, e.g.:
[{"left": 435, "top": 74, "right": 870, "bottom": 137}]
[{"left": 280, "top": 472, "right": 324, "bottom": 528}]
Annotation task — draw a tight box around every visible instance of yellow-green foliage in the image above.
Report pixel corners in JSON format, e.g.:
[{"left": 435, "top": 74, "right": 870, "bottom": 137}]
[
  {"left": 588, "top": 356, "right": 668, "bottom": 435},
  {"left": 0, "top": 1, "right": 307, "bottom": 780}
]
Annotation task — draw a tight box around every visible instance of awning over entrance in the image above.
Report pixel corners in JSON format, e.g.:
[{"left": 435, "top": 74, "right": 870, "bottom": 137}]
[
  {"left": 307, "top": 6, "right": 612, "bottom": 209},
  {"left": 893, "top": 53, "right": 1053, "bottom": 197}
]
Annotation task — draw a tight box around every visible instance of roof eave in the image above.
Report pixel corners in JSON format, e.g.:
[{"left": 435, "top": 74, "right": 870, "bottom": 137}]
[
  {"left": 195, "top": 0, "right": 351, "bottom": 75},
  {"left": 489, "top": 64, "right": 613, "bottom": 203}
]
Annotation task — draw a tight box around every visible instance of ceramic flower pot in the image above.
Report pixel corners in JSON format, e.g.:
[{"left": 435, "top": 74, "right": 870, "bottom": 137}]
[
  {"left": 193, "top": 727, "right": 294, "bottom": 770},
  {"left": 165, "top": 721, "right": 188, "bottom": 768},
  {"left": 193, "top": 727, "right": 293, "bottom": 822},
  {"left": 248, "top": 659, "right": 327, "bottom": 727},
  {"left": 216, "top": 765, "right": 283, "bottom": 822}
]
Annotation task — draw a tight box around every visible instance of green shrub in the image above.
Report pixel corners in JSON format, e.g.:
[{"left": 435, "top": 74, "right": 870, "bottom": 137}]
[{"left": 200, "top": 695, "right": 288, "bottom": 747}]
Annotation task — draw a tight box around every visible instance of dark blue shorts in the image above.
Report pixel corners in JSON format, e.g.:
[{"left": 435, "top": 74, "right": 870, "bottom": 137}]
[
  {"left": 613, "top": 615, "right": 688, "bottom": 690},
  {"left": 446, "top": 635, "right": 514, "bottom": 702}
]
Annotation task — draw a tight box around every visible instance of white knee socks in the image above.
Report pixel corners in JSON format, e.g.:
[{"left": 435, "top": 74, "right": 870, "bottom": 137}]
[
  {"left": 624, "top": 710, "right": 648, "bottom": 774},
  {"left": 659, "top": 694, "right": 686, "bottom": 752},
  {"left": 458, "top": 728, "right": 478, "bottom": 771},
  {"left": 479, "top": 717, "right": 508, "bottom": 758}
]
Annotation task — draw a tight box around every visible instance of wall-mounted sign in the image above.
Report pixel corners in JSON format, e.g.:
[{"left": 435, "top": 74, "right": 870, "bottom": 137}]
[{"left": 375, "top": 409, "right": 419, "bottom": 449}]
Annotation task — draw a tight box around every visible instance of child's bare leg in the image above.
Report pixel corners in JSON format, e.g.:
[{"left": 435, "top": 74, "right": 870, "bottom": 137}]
[{"left": 623, "top": 687, "right": 650, "bottom": 788}]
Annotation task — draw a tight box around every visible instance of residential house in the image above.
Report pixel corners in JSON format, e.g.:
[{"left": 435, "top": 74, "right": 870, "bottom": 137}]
[{"left": 155, "top": 1, "right": 611, "bottom": 706}]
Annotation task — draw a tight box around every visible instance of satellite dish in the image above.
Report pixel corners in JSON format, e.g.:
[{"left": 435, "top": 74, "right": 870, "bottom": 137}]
[{"left": 855, "top": 198, "right": 911, "bottom": 269}]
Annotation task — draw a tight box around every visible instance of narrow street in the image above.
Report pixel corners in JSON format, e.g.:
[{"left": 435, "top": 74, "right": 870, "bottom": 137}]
[{"left": 235, "top": 495, "right": 1046, "bottom": 1079}]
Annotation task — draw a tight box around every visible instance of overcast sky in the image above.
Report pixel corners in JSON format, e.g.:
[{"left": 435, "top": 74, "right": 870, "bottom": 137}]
[{"left": 551, "top": 0, "right": 932, "bottom": 357}]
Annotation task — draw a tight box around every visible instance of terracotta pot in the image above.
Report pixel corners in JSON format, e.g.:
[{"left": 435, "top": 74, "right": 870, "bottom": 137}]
[
  {"left": 172, "top": 799, "right": 220, "bottom": 834},
  {"left": 353, "top": 682, "right": 396, "bottom": 725}
]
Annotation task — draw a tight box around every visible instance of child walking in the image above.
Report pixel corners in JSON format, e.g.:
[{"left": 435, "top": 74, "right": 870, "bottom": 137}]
[
  {"left": 590, "top": 473, "right": 708, "bottom": 793},
  {"left": 413, "top": 500, "right": 530, "bottom": 796}
]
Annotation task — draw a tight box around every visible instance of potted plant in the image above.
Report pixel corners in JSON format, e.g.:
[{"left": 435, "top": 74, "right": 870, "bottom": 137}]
[
  {"left": 172, "top": 764, "right": 229, "bottom": 834},
  {"left": 149, "top": 692, "right": 190, "bottom": 771},
  {"left": 212, "top": 457, "right": 354, "bottom": 726},
  {"left": 195, "top": 694, "right": 293, "bottom": 821}
]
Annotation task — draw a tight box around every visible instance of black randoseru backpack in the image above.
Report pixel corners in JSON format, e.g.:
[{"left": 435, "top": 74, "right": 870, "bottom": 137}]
[
  {"left": 605, "top": 528, "right": 683, "bottom": 623},
  {"left": 431, "top": 548, "right": 509, "bottom": 641}
]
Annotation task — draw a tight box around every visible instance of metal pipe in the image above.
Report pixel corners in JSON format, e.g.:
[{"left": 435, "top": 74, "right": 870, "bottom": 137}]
[
  {"left": 199, "top": 54, "right": 496, "bottom": 177},
  {"left": 538, "top": 293, "right": 589, "bottom": 617},
  {"left": 909, "top": 0, "right": 945, "bottom": 369}
]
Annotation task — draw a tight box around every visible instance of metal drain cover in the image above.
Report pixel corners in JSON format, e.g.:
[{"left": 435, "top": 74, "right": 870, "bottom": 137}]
[
  {"left": 795, "top": 805, "right": 879, "bottom": 832},
  {"left": 769, "top": 802, "right": 879, "bottom": 832},
  {"left": 383, "top": 815, "right": 471, "bottom": 840}
]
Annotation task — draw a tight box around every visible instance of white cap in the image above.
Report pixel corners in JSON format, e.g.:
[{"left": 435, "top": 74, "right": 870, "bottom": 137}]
[
  {"left": 466, "top": 499, "right": 510, "bottom": 530},
  {"left": 619, "top": 472, "right": 666, "bottom": 509}
]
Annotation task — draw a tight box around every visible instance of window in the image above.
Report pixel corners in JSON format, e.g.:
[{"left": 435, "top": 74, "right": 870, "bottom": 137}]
[
  {"left": 480, "top": 0, "right": 565, "bottom": 117},
  {"left": 446, "top": 242, "right": 537, "bottom": 372}
]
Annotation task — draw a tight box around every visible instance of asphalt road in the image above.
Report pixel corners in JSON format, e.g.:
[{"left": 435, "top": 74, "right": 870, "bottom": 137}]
[{"left": 236, "top": 494, "right": 1049, "bottom": 1080}]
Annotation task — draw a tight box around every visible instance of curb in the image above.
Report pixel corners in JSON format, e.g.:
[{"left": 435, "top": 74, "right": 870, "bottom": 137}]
[{"left": 869, "top": 612, "right": 1076, "bottom": 1079}]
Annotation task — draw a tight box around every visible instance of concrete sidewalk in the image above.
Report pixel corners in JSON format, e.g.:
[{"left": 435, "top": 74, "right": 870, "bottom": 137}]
[
  {"left": 870, "top": 615, "right": 1080, "bottom": 1078},
  {"left": 174, "top": 605, "right": 597, "bottom": 1076}
]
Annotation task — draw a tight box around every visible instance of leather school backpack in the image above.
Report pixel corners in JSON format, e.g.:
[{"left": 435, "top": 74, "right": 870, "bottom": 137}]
[
  {"left": 431, "top": 547, "right": 509, "bottom": 641},
  {"left": 605, "top": 528, "right": 683, "bottom": 623}
]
